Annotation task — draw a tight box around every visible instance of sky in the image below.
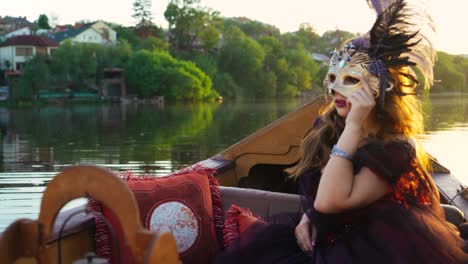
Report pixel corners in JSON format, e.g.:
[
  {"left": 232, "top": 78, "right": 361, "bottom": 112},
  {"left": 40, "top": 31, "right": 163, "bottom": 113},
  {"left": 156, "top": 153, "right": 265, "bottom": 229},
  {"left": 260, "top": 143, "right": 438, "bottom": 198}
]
[{"left": 2, "top": 0, "right": 466, "bottom": 54}]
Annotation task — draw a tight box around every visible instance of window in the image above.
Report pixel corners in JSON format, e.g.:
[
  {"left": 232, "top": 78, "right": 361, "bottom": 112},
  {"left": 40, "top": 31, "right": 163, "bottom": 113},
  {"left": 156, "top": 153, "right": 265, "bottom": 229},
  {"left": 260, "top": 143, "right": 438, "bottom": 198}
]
[
  {"left": 36, "top": 47, "right": 47, "bottom": 55},
  {"left": 101, "top": 29, "right": 109, "bottom": 40},
  {"left": 16, "top": 47, "right": 33, "bottom": 56}
]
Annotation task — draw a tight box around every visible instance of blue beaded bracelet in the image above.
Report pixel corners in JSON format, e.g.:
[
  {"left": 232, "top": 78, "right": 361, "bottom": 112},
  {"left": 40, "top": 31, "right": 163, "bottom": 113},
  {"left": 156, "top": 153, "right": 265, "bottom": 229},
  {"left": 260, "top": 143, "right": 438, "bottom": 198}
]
[{"left": 330, "top": 145, "right": 353, "bottom": 161}]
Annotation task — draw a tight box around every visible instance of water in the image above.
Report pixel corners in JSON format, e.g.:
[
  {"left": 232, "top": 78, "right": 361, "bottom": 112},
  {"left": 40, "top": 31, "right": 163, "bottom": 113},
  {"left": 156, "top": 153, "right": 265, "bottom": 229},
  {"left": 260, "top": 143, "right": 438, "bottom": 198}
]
[
  {"left": 419, "top": 93, "right": 468, "bottom": 185},
  {"left": 0, "top": 94, "right": 467, "bottom": 231}
]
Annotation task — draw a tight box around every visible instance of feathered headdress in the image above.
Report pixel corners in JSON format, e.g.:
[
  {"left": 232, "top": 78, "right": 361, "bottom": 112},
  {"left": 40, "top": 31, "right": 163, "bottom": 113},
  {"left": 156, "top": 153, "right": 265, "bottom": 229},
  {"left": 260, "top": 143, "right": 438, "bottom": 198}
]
[{"left": 328, "top": 0, "right": 436, "bottom": 109}]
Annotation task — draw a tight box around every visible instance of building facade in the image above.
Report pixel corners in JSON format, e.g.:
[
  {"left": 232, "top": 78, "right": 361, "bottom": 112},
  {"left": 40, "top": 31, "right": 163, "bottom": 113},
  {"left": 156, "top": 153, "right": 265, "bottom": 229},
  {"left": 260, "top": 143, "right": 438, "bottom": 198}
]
[{"left": 0, "top": 35, "right": 59, "bottom": 71}]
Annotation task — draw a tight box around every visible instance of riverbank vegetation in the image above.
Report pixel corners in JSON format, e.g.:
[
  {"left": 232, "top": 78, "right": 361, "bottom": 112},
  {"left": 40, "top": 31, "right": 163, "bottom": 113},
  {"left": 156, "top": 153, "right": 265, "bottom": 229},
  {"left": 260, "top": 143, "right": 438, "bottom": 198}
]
[{"left": 7, "top": 0, "right": 468, "bottom": 103}]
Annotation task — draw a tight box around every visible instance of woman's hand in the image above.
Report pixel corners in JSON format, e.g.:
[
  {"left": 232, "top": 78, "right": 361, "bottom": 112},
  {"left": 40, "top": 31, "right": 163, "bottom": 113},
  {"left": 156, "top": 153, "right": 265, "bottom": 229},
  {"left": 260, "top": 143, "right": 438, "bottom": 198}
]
[
  {"left": 295, "top": 213, "right": 317, "bottom": 253},
  {"left": 345, "top": 75, "right": 376, "bottom": 127}
]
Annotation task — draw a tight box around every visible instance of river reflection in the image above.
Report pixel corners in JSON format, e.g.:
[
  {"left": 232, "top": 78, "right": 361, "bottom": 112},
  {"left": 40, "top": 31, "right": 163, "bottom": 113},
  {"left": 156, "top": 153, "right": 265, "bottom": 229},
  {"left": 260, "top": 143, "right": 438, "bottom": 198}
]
[
  {"left": 420, "top": 93, "right": 468, "bottom": 187},
  {"left": 0, "top": 94, "right": 467, "bottom": 230}
]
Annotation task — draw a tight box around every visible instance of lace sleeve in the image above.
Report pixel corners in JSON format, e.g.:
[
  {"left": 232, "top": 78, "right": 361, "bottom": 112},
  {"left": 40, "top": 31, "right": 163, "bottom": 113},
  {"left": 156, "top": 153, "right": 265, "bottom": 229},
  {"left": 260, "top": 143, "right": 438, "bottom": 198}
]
[
  {"left": 353, "top": 140, "right": 415, "bottom": 184},
  {"left": 354, "top": 139, "right": 438, "bottom": 208}
]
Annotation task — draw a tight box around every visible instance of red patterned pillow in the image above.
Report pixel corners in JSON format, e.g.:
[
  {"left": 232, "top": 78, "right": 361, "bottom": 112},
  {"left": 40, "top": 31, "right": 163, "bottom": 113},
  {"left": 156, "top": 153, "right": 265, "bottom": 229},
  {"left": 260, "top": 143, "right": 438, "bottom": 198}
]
[
  {"left": 222, "top": 204, "right": 261, "bottom": 247},
  {"left": 90, "top": 166, "right": 223, "bottom": 264}
]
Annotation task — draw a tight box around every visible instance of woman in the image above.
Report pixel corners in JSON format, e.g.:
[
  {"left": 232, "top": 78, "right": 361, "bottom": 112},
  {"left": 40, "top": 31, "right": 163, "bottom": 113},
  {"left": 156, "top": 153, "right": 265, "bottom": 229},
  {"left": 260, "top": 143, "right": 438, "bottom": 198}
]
[{"left": 214, "top": 0, "right": 468, "bottom": 263}]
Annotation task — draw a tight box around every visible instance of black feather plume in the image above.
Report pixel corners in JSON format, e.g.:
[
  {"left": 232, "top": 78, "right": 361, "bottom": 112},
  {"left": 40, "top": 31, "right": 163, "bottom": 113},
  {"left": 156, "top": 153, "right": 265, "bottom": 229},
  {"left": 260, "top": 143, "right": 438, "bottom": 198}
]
[{"left": 366, "top": 0, "right": 436, "bottom": 90}]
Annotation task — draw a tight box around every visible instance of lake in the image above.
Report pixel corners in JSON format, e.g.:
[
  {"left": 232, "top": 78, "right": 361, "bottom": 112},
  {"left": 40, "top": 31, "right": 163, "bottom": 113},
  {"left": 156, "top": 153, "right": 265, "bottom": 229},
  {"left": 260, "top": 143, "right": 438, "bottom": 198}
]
[{"left": 0, "top": 93, "right": 467, "bottom": 231}]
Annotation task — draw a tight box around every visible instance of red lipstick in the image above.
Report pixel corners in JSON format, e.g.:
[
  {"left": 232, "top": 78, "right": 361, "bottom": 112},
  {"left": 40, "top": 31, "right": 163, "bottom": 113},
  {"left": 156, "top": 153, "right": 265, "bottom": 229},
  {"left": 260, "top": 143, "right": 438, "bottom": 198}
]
[{"left": 335, "top": 99, "right": 347, "bottom": 108}]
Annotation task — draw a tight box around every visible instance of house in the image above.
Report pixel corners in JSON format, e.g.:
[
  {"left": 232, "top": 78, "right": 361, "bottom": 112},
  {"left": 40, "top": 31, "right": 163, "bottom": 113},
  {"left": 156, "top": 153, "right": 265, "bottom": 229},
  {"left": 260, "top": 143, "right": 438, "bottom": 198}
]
[
  {"left": 0, "top": 35, "right": 59, "bottom": 71},
  {"left": 0, "top": 27, "right": 32, "bottom": 42},
  {"left": 90, "top": 21, "right": 117, "bottom": 43},
  {"left": 49, "top": 21, "right": 117, "bottom": 45},
  {"left": 0, "top": 16, "right": 34, "bottom": 30},
  {"left": 0, "top": 16, "right": 34, "bottom": 35}
]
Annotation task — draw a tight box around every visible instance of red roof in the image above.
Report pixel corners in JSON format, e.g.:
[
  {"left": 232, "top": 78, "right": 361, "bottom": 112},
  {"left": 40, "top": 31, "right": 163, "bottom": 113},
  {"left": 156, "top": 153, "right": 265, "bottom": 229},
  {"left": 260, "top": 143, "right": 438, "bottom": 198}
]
[{"left": 0, "top": 35, "right": 59, "bottom": 47}]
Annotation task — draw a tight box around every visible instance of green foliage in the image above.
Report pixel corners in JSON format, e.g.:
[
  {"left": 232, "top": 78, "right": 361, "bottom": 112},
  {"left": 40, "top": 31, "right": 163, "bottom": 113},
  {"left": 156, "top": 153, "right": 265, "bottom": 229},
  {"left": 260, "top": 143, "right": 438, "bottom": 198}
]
[
  {"left": 283, "top": 48, "right": 319, "bottom": 90},
  {"left": 189, "top": 52, "right": 218, "bottom": 78},
  {"left": 199, "top": 25, "right": 221, "bottom": 50},
  {"left": 253, "top": 71, "right": 277, "bottom": 97},
  {"left": 13, "top": 56, "right": 50, "bottom": 100},
  {"left": 136, "top": 36, "right": 169, "bottom": 51},
  {"left": 280, "top": 33, "right": 305, "bottom": 50},
  {"left": 434, "top": 52, "right": 465, "bottom": 92},
  {"left": 49, "top": 41, "right": 98, "bottom": 89},
  {"left": 219, "top": 37, "right": 265, "bottom": 91},
  {"left": 165, "top": 0, "right": 222, "bottom": 51},
  {"left": 33, "top": 40, "right": 131, "bottom": 93},
  {"left": 316, "top": 30, "right": 357, "bottom": 53},
  {"left": 110, "top": 25, "right": 141, "bottom": 47},
  {"left": 213, "top": 72, "right": 240, "bottom": 97},
  {"left": 274, "top": 58, "right": 289, "bottom": 89},
  {"left": 224, "top": 18, "right": 280, "bottom": 39},
  {"left": 222, "top": 26, "right": 245, "bottom": 42},
  {"left": 126, "top": 50, "right": 219, "bottom": 100},
  {"left": 258, "top": 36, "right": 283, "bottom": 71},
  {"left": 453, "top": 56, "right": 468, "bottom": 91},
  {"left": 294, "top": 23, "right": 320, "bottom": 51},
  {"left": 37, "top": 14, "right": 51, "bottom": 29},
  {"left": 4, "top": 60, "right": 11, "bottom": 70},
  {"left": 281, "top": 23, "right": 320, "bottom": 52}
]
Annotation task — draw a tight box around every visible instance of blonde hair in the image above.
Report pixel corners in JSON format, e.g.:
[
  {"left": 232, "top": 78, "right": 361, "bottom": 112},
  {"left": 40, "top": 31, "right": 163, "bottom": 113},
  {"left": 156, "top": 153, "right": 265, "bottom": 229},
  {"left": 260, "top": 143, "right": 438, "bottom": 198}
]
[{"left": 287, "top": 66, "right": 430, "bottom": 179}]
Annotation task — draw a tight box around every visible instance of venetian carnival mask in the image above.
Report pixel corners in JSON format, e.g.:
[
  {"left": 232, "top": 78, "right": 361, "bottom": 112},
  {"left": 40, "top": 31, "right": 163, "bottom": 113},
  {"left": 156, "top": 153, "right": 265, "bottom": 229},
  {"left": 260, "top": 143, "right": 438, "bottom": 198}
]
[{"left": 324, "top": 43, "right": 394, "bottom": 98}]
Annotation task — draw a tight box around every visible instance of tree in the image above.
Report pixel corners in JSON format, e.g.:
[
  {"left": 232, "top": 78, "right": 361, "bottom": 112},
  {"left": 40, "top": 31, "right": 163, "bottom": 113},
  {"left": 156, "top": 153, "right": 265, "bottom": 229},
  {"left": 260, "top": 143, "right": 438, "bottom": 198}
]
[
  {"left": 4, "top": 60, "right": 11, "bottom": 70},
  {"left": 219, "top": 37, "right": 265, "bottom": 95},
  {"left": 258, "top": 36, "right": 283, "bottom": 71},
  {"left": 224, "top": 18, "right": 280, "bottom": 39},
  {"left": 316, "top": 29, "right": 357, "bottom": 53},
  {"left": 126, "top": 50, "right": 219, "bottom": 100},
  {"left": 296, "top": 23, "right": 320, "bottom": 52},
  {"left": 49, "top": 40, "right": 105, "bottom": 90},
  {"left": 222, "top": 26, "right": 245, "bottom": 43},
  {"left": 199, "top": 25, "right": 221, "bottom": 50},
  {"left": 110, "top": 24, "right": 140, "bottom": 47},
  {"left": 164, "top": 0, "right": 222, "bottom": 51},
  {"left": 133, "top": 0, "right": 153, "bottom": 26},
  {"left": 14, "top": 56, "right": 50, "bottom": 100},
  {"left": 434, "top": 51, "right": 465, "bottom": 92},
  {"left": 136, "top": 36, "right": 169, "bottom": 51},
  {"left": 37, "top": 14, "right": 51, "bottom": 29}
]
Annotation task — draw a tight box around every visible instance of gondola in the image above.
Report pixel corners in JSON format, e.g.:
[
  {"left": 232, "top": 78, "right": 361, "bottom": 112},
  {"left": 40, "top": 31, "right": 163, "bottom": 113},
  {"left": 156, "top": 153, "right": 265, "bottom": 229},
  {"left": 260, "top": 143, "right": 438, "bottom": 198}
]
[{"left": 1, "top": 96, "right": 466, "bottom": 264}]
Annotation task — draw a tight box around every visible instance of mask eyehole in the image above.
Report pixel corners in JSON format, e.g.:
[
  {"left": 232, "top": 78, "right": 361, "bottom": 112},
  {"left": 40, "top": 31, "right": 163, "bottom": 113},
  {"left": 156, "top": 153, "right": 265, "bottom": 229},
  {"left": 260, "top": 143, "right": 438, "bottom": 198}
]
[
  {"left": 328, "top": 74, "right": 336, "bottom": 84},
  {"left": 344, "top": 76, "right": 360, "bottom": 85}
]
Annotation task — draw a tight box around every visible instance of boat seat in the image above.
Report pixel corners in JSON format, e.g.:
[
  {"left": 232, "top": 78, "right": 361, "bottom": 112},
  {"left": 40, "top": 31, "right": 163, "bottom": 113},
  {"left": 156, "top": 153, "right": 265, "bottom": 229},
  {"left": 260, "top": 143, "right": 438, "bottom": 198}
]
[
  {"left": 220, "top": 187, "right": 466, "bottom": 229},
  {"left": 220, "top": 186, "right": 302, "bottom": 222},
  {"left": 441, "top": 204, "right": 465, "bottom": 227}
]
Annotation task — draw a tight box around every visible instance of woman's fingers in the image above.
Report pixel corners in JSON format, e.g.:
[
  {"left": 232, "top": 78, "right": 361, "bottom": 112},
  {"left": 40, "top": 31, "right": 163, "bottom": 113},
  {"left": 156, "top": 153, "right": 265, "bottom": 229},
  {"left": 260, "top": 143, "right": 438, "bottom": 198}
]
[
  {"left": 295, "top": 223, "right": 314, "bottom": 252},
  {"left": 359, "top": 74, "right": 373, "bottom": 96},
  {"left": 311, "top": 224, "right": 317, "bottom": 242},
  {"left": 348, "top": 88, "right": 374, "bottom": 107}
]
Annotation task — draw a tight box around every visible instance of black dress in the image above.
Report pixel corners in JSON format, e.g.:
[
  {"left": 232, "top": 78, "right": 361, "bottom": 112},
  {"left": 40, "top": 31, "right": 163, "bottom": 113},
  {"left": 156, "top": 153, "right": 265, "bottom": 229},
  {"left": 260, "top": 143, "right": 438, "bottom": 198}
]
[{"left": 213, "top": 140, "right": 468, "bottom": 263}]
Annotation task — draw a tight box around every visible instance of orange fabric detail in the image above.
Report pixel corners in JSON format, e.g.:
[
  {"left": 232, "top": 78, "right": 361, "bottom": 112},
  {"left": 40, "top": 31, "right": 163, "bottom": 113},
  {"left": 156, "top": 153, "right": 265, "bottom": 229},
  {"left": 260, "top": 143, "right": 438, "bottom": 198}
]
[
  {"left": 238, "top": 213, "right": 259, "bottom": 233},
  {"left": 222, "top": 204, "right": 260, "bottom": 247}
]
